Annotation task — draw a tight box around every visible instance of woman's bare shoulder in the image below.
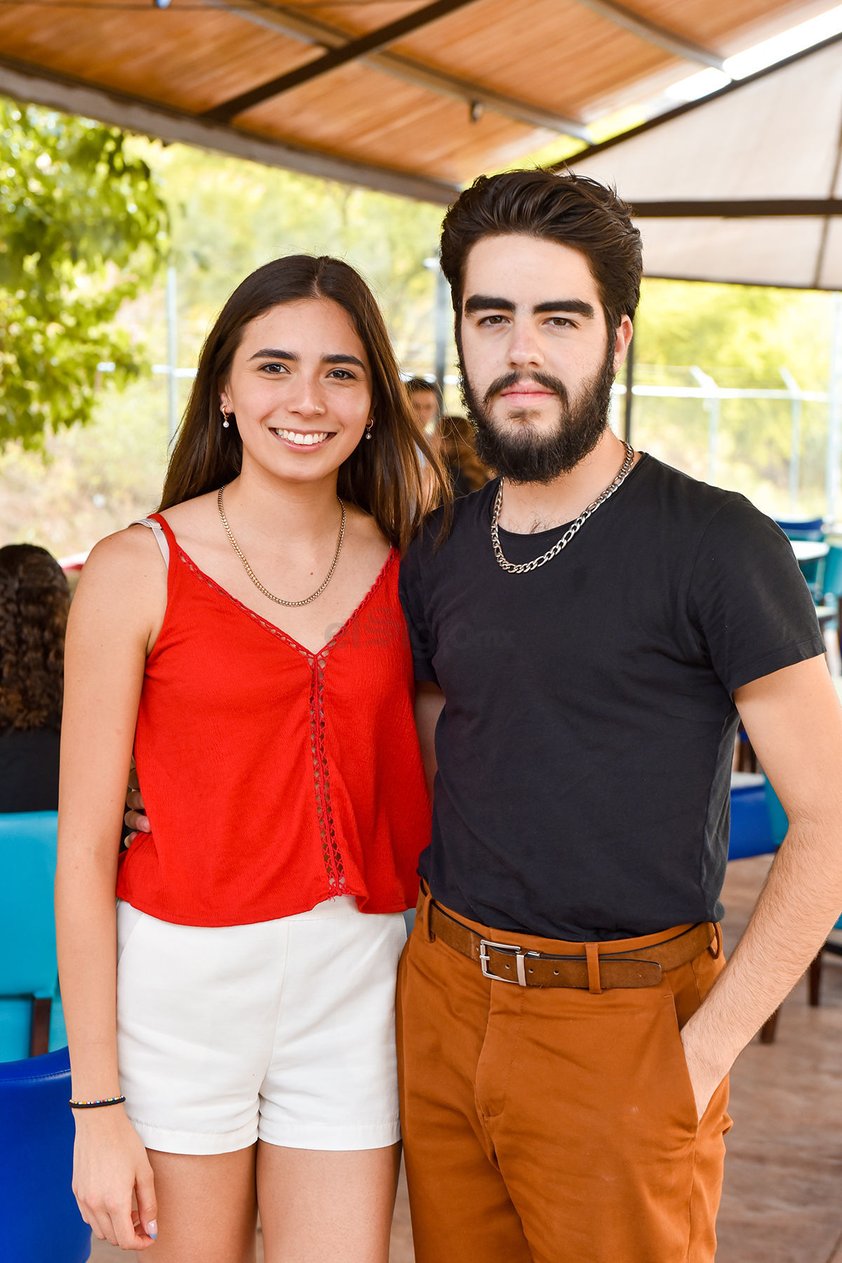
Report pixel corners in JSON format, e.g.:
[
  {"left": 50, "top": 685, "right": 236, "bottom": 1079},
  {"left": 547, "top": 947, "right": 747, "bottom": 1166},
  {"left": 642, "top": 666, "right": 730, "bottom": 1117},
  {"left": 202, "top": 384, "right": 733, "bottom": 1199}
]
[
  {"left": 71, "top": 523, "right": 169, "bottom": 617},
  {"left": 83, "top": 522, "right": 161, "bottom": 569}
]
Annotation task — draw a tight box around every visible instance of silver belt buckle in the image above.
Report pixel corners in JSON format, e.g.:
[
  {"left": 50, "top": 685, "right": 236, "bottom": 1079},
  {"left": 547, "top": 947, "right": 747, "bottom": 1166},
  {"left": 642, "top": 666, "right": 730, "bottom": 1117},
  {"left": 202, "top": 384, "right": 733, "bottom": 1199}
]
[{"left": 479, "top": 938, "right": 528, "bottom": 985}]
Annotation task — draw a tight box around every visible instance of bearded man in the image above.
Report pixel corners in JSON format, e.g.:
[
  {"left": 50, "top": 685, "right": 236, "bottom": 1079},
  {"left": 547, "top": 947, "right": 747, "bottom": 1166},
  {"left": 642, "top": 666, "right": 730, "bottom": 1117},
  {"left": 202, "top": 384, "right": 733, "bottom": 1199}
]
[{"left": 397, "top": 169, "right": 842, "bottom": 1263}]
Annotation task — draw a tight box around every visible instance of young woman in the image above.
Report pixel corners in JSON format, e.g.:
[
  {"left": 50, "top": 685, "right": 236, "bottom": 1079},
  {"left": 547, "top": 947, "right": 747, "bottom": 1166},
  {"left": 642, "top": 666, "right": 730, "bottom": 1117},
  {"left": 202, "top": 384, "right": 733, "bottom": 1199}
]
[{"left": 56, "top": 256, "right": 448, "bottom": 1261}]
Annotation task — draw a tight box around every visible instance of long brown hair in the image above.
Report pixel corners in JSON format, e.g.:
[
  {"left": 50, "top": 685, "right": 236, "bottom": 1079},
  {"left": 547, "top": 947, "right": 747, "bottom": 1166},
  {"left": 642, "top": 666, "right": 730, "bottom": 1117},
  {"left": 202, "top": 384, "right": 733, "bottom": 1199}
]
[
  {"left": 439, "top": 414, "right": 491, "bottom": 493},
  {"left": 160, "top": 255, "right": 450, "bottom": 551},
  {"left": 0, "top": 544, "right": 69, "bottom": 730}
]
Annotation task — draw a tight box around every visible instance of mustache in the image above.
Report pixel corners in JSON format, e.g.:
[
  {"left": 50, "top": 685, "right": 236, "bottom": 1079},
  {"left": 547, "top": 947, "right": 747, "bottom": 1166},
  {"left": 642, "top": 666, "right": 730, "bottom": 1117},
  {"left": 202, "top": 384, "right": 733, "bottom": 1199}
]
[{"left": 482, "top": 370, "right": 569, "bottom": 411}]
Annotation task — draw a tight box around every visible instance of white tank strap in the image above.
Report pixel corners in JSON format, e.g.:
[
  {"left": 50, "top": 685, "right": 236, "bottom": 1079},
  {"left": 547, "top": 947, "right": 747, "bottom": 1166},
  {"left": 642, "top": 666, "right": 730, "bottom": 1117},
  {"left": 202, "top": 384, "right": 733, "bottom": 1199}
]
[{"left": 132, "top": 517, "right": 170, "bottom": 569}]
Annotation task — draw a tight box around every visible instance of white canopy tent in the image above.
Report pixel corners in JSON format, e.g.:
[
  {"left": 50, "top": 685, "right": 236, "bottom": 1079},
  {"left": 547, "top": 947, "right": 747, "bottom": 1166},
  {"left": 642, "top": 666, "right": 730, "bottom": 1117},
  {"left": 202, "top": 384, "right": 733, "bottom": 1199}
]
[
  {"left": 566, "top": 35, "right": 842, "bottom": 513},
  {"left": 565, "top": 34, "right": 842, "bottom": 291}
]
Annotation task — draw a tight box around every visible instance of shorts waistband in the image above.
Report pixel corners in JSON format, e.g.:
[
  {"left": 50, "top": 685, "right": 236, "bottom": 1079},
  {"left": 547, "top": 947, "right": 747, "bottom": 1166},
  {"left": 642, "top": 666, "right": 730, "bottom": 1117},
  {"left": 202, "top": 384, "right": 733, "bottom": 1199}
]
[{"left": 416, "top": 889, "right": 720, "bottom": 993}]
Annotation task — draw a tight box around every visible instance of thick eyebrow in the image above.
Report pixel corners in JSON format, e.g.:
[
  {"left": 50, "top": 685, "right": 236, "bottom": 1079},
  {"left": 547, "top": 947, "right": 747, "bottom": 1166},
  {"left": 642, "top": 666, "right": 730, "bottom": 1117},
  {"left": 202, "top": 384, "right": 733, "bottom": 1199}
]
[
  {"left": 248, "top": 348, "right": 367, "bottom": 370},
  {"left": 463, "top": 296, "right": 595, "bottom": 319},
  {"left": 464, "top": 296, "right": 515, "bottom": 315},
  {"left": 533, "top": 299, "right": 595, "bottom": 318}
]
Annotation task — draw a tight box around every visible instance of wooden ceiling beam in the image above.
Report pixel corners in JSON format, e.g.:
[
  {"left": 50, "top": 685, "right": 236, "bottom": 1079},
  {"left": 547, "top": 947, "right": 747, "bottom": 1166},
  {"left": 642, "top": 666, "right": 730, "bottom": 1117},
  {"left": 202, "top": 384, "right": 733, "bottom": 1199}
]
[
  {"left": 572, "top": 0, "right": 726, "bottom": 70},
  {"left": 205, "top": 0, "right": 484, "bottom": 122},
  {"left": 0, "top": 54, "right": 459, "bottom": 204},
  {"left": 202, "top": 0, "right": 592, "bottom": 140}
]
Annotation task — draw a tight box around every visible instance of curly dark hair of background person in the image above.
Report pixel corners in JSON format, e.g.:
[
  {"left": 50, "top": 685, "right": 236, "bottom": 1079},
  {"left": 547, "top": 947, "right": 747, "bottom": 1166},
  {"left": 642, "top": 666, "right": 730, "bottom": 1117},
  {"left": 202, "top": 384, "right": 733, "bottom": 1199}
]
[{"left": 0, "top": 544, "right": 70, "bottom": 730}]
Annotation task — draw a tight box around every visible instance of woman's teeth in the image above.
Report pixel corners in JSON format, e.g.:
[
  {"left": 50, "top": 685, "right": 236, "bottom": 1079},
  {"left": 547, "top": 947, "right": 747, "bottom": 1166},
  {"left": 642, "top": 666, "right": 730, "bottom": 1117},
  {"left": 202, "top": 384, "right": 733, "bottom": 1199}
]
[{"left": 273, "top": 429, "right": 330, "bottom": 446}]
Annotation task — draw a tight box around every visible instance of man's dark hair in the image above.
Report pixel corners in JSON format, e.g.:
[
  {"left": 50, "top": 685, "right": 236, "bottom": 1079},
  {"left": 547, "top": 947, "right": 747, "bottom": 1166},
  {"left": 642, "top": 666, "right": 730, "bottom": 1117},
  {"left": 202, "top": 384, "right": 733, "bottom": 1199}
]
[{"left": 439, "top": 169, "right": 642, "bottom": 332}]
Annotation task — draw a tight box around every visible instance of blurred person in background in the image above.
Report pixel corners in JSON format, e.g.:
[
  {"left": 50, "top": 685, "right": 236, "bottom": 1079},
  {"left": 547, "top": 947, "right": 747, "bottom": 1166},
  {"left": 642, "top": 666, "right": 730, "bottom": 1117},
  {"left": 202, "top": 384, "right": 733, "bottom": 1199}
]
[
  {"left": 405, "top": 377, "right": 442, "bottom": 443},
  {"left": 406, "top": 378, "right": 444, "bottom": 509},
  {"left": 438, "top": 413, "right": 491, "bottom": 497},
  {"left": 0, "top": 543, "right": 70, "bottom": 812}
]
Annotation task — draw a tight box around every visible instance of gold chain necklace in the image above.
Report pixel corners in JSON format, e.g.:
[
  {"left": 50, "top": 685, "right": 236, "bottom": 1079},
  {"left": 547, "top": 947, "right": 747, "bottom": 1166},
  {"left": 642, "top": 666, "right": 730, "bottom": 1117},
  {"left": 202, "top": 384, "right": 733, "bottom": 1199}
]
[
  {"left": 490, "top": 442, "right": 635, "bottom": 575},
  {"left": 217, "top": 485, "right": 346, "bottom": 608}
]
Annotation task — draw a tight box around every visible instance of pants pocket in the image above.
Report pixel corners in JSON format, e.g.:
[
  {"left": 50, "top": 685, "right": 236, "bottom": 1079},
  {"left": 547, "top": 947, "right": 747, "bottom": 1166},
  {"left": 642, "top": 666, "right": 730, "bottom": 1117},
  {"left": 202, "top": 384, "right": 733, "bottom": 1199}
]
[
  {"left": 116, "top": 900, "right": 146, "bottom": 967},
  {"left": 663, "top": 991, "right": 701, "bottom": 1131}
]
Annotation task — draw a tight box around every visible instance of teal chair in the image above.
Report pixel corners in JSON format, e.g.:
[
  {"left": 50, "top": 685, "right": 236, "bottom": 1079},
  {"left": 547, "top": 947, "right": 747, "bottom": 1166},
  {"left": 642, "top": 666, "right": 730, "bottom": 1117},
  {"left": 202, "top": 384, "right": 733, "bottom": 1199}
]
[
  {"left": 0, "top": 811, "right": 65, "bottom": 1061},
  {"left": 799, "top": 556, "right": 825, "bottom": 602},
  {"left": 774, "top": 518, "right": 826, "bottom": 598},
  {"left": 821, "top": 542, "right": 842, "bottom": 657}
]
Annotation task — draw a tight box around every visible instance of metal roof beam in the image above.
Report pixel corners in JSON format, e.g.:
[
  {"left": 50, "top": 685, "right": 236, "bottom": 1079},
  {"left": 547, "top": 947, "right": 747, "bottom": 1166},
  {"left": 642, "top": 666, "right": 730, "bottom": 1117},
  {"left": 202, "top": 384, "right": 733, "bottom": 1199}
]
[
  {"left": 629, "top": 199, "right": 842, "bottom": 217},
  {"left": 572, "top": 0, "right": 726, "bottom": 70},
  {"left": 202, "top": 0, "right": 591, "bottom": 140},
  {"left": 0, "top": 55, "right": 458, "bottom": 205},
  {"left": 205, "top": 0, "right": 484, "bottom": 122}
]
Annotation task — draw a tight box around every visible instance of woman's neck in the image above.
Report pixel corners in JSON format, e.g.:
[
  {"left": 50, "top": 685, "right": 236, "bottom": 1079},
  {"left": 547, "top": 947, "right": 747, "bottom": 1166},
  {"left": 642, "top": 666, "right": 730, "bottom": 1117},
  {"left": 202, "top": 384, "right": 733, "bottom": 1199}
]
[{"left": 222, "top": 468, "right": 343, "bottom": 546}]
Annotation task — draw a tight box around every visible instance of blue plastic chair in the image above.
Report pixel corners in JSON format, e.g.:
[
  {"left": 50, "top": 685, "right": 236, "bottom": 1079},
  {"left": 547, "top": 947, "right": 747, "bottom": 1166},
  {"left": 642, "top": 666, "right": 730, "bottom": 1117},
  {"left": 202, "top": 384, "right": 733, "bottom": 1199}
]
[
  {"left": 0, "top": 1045, "right": 91, "bottom": 1262},
  {"left": 729, "top": 774, "right": 777, "bottom": 859},
  {"left": 773, "top": 516, "right": 825, "bottom": 541},
  {"left": 0, "top": 811, "right": 65, "bottom": 1060}
]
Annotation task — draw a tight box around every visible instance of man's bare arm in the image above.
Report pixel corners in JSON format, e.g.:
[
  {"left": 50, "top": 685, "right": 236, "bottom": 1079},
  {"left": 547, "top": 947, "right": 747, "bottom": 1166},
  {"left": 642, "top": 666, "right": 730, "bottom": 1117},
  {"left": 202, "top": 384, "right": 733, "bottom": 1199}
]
[{"left": 680, "top": 654, "right": 842, "bottom": 1115}]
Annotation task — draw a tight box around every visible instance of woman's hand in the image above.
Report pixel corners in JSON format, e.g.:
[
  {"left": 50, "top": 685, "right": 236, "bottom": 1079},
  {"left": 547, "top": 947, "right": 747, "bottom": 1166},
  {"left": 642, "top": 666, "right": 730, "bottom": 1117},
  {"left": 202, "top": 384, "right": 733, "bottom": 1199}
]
[{"left": 72, "top": 1109, "right": 158, "bottom": 1250}]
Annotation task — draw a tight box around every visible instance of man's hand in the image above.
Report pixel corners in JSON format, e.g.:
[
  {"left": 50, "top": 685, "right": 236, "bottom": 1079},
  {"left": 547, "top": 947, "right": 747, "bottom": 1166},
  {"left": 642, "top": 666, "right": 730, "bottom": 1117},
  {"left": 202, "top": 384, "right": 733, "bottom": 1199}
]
[
  {"left": 680, "top": 1025, "right": 727, "bottom": 1121},
  {"left": 124, "top": 788, "right": 150, "bottom": 840}
]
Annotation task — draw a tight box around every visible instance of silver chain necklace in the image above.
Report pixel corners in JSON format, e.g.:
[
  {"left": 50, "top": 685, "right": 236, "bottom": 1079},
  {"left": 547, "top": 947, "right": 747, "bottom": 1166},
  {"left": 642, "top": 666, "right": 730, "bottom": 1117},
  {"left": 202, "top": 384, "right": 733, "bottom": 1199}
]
[
  {"left": 490, "top": 442, "right": 635, "bottom": 575},
  {"left": 217, "top": 485, "right": 346, "bottom": 607}
]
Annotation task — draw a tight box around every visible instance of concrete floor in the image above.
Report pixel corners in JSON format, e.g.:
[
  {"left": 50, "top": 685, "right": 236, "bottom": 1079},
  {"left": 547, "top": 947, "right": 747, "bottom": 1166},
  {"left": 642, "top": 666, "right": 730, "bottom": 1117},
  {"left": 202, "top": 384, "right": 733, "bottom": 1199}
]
[{"left": 91, "top": 855, "right": 842, "bottom": 1262}]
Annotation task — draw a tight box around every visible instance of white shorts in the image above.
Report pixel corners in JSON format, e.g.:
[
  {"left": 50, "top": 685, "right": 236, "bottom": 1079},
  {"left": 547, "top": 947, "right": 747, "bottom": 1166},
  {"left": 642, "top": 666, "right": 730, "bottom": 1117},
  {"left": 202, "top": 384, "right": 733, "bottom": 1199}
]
[{"left": 116, "top": 896, "right": 406, "bottom": 1155}]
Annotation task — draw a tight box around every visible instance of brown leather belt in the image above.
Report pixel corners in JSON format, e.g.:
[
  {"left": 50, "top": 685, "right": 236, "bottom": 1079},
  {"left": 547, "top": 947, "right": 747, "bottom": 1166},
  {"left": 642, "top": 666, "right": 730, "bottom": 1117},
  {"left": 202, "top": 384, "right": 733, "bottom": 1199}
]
[{"left": 422, "top": 897, "right": 716, "bottom": 990}]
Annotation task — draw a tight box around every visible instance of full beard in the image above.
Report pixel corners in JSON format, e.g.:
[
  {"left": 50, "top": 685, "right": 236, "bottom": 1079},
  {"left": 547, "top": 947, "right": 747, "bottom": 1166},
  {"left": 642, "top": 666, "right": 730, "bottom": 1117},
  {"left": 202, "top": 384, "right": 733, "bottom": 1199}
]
[{"left": 460, "top": 349, "right": 617, "bottom": 484}]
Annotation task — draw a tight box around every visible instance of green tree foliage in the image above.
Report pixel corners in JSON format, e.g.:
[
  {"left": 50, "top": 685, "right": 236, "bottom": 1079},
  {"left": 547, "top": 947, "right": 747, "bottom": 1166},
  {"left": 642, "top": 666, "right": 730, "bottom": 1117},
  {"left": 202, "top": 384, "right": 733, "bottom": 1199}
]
[
  {"left": 148, "top": 143, "right": 446, "bottom": 375},
  {"left": 2, "top": 115, "right": 836, "bottom": 555},
  {"left": 0, "top": 135, "right": 449, "bottom": 555},
  {"left": 632, "top": 279, "right": 834, "bottom": 510},
  {"left": 0, "top": 102, "right": 168, "bottom": 447}
]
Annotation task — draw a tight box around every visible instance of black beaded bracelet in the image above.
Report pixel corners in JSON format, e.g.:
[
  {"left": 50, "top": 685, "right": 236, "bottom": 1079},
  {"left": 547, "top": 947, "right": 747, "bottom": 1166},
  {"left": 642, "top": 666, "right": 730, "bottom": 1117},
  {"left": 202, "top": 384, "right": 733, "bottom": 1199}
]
[{"left": 68, "top": 1095, "right": 126, "bottom": 1110}]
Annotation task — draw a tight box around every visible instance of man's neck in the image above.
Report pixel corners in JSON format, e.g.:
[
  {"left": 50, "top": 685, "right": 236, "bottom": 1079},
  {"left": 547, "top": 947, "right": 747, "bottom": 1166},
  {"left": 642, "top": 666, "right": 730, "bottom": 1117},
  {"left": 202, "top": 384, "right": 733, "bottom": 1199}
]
[{"left": 497, "top": 431, "right": 635, "bottom": 535}]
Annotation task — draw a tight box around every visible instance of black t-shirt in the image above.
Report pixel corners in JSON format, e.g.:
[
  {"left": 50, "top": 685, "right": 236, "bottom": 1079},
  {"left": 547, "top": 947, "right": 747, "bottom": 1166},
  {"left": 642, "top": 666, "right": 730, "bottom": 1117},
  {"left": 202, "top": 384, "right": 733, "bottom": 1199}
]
[
  {"left": 0, "top": 727, "right": 60, "bottom": 812},
  {"left": 400, "top": 454, "right": 824, "bottom": 939}
]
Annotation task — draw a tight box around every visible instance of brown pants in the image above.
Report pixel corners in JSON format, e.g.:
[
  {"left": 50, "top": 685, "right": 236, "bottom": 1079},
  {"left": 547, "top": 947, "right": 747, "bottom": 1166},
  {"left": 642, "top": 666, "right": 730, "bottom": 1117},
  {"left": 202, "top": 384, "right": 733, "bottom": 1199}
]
[{"left": 397, "top": 890, "right": 731, "bottom": 1263}]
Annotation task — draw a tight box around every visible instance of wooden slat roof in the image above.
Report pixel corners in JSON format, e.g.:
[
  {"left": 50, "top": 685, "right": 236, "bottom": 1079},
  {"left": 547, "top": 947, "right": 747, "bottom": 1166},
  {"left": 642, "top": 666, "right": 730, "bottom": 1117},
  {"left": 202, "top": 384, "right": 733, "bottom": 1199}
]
[{"left": 0, "top": 0, "right": 835, "bottom": 203}]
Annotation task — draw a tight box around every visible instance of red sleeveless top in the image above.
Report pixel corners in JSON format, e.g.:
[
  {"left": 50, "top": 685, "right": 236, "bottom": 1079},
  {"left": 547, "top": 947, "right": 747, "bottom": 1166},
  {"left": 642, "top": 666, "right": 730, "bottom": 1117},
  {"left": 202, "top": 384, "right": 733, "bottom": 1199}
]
[{"left": 116, "top": 514, "right": 430, "bottom": 926}]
